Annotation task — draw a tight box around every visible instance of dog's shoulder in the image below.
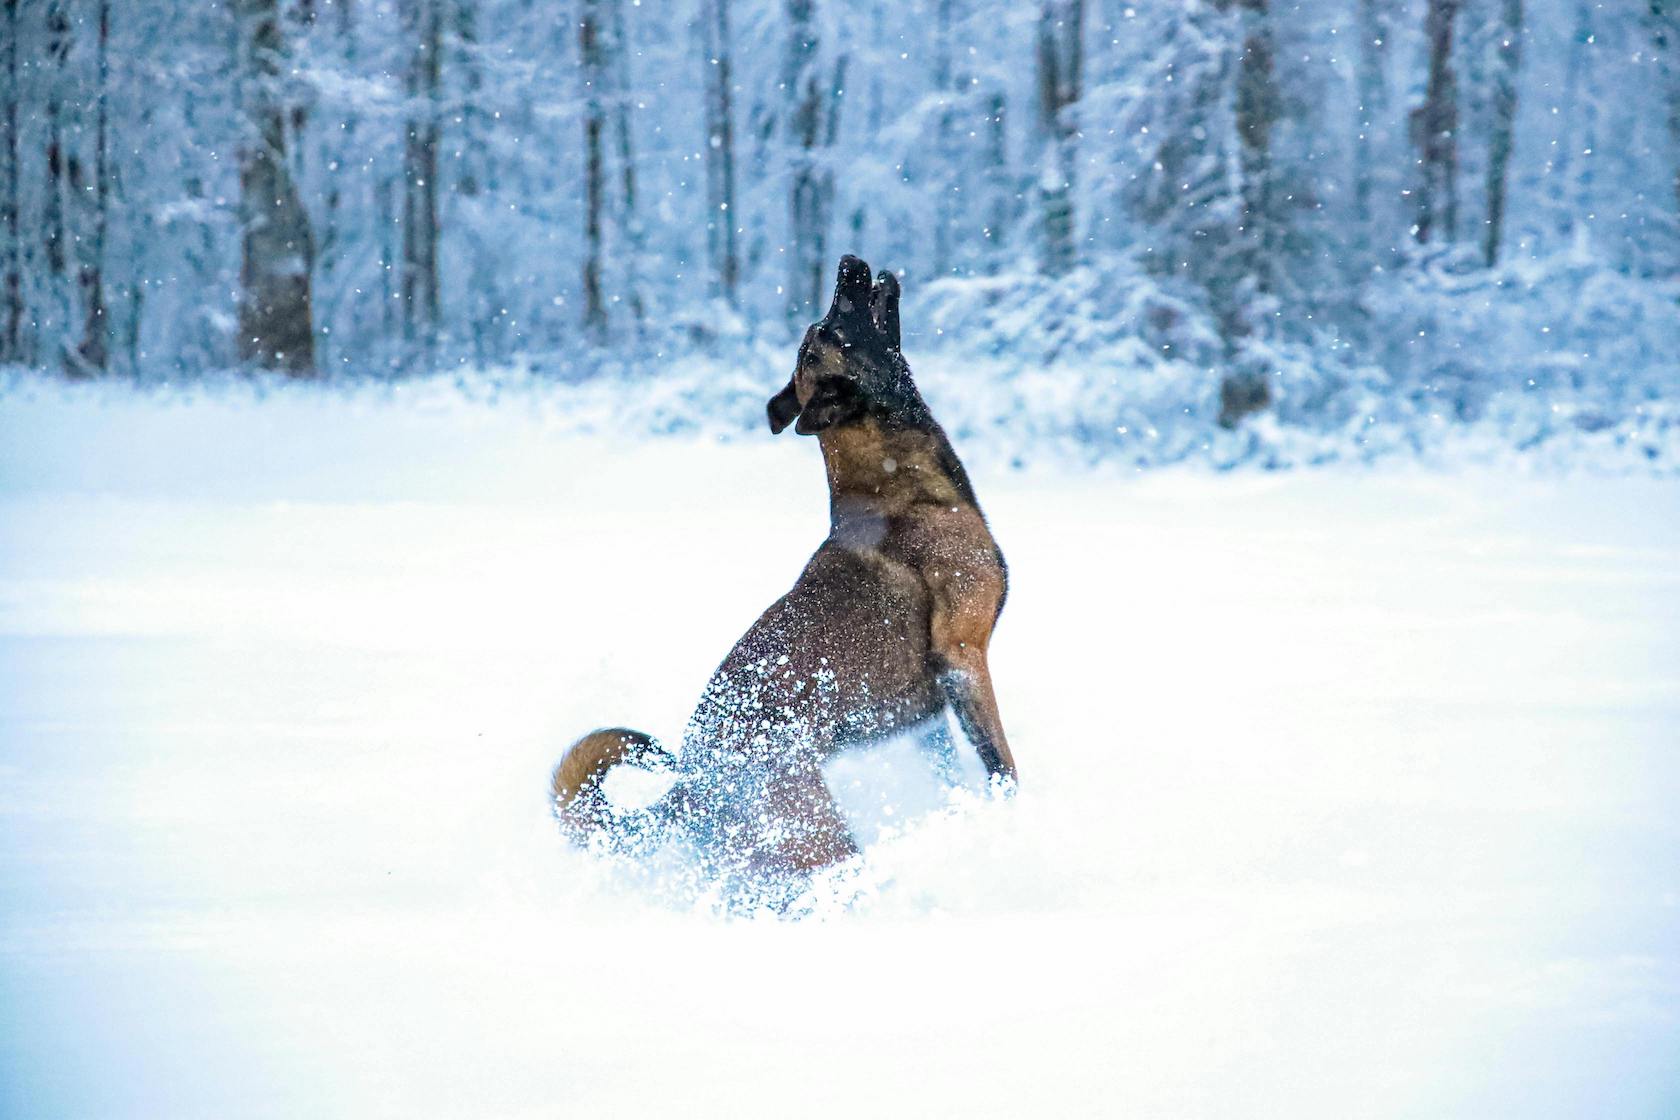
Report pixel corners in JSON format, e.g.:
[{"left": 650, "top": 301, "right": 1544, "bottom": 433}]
[
  {"left": 872, "top": 502, "right": 1005, "bottom": 628},
  {"left": 884, "top": 502, "right": 1001, "bottom": 577}
]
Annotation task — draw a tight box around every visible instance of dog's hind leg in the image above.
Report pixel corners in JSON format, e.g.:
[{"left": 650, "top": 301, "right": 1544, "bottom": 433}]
[{"left": 758, "top": 761, "right": 859, "bottom": 875}]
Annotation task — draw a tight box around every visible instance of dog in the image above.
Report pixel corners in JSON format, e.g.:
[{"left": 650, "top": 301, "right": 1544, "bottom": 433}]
[{"left": 551, "top": 255, "right": 1014, "bottom": 883}]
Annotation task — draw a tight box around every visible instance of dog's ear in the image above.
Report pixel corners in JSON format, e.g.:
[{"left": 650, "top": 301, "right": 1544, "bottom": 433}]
[
  {"left": 767, "top": 378, "right": 801, "bottom": 434},
  {"left": 870, "top": 270, "right": 901, "bottom": 351},
  {"left": 830, "top": 255, "right": 874, "bottom": 320}
]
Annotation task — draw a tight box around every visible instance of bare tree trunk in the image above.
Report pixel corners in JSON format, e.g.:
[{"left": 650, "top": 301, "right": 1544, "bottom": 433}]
[
  {"left": 1412, "top": 0, "right": 1459, "bottom": 244},
  {"left": 120, "top": 108, "right": 146, "bottom": 375},
  {"left": 287, "top": 0, "right": 313, "bottom": 186},
  {"left": 580, "top": 0, "right": 607, "bottom": 338},
  {"left": 0, "top": 0, "right": 22, "bottom": 362},
  {"left": 608, "top": 0, "right": 643, "bottom": 327},
  {"left": 317, "top": 0, "right": 354, "bottom": 353},
  {"left": 1654, "top": 2, "right": 1680, "bottom": 219},
  {"left": 179, "top": 39, "right": 220, "bottom": 365},
  {"left": 933, "top": 0, "right": 956, "bottom": 277},
  {"left": 401, "top": 0, "right": 441, "bottom": 344},
  {"left": 235, "top": 0, "right": 317, "bottom": 373},
  {"left": 984, "top": 89, "right": 1010, "bottom": 272},
  {"left": 849, "top": 2, "right": 885, "bottom": 248},
  {"left": 377, "top": 175, "right": 397, "bottom": 343},
  {"left": 453, "top": 0, "right": 499, "bottom": 359},
  {"left": 454, "top": 0, "right": 484, "bottom": 197},
  {"left": 1566, "top": 0, "right": 1597, "bottom": 241},
  {"left": 1482, "top": 0, "right": 1522, "bottom": 266},
  {"left": 75, "top": 0, "right": 110, "bottom": 373},
  {"left": 785, "top": 0, "right": 845, "bottom": 322},
  {"left": 699, "top": 0, "right": 739, "bottom": 304},
  {"left": 1233, "top": 0, "right": 1277, "bottom": 293},
  {"left": 1035, "top": 0, "right": 1082, "bottom": 277},
  {"left": 43, "top": 0, "right": 70, "bottom": 364},
  {"left": 1217, "top": 0, "right": 1279, "bottom": 429},
  {"left": 785, "top": 0, "right": 821, "bottom": 321},
  {"left": 1353, "top": 0, "right": 1386, "bottom": 231}
]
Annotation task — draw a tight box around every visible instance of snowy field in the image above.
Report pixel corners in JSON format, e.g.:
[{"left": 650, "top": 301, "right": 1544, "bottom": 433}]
[{"left": 2, "top": 388, "right": 1678, "bottom": 1118}]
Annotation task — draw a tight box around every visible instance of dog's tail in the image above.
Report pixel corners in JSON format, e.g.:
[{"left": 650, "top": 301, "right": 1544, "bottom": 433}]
[{"left": 551, "top": 727, "right": 678, "bottom": 843}]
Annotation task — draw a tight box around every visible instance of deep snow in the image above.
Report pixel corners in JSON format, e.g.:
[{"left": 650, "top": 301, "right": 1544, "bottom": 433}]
[{"left": 1, "top": 388, "right": 1677, "bottom": 1117}]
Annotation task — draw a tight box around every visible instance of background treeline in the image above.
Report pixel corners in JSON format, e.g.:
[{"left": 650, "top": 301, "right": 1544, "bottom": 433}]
[{"left": 0, "top": 0, "right": 1675, "bottom": 434}]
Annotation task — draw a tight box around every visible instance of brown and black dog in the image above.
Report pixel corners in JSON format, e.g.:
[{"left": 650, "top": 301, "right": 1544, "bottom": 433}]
[{"left": 552, "top": 256, "right": 1014, "bottom": 883}]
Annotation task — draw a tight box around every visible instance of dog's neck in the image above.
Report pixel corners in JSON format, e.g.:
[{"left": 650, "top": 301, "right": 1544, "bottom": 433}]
[{"left": 817, "top": 415, "right": 978, "bottom": 533}]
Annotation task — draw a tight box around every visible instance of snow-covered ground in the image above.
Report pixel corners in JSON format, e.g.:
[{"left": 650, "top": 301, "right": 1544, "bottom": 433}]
[{"left": 2, "top": 388, "right": 1677, "bottom": 1118}]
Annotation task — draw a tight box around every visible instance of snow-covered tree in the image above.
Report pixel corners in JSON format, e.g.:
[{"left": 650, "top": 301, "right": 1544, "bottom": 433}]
[
  {"left": 1413, "top": 0, "right": 1460, "bottom": 245},
  {"left": 1035, "top": 0, "right": 1082, "bottom": 277},
  {"left": 1482, "top": 0, "right": 1523, "bottom": 265},
  {"left": 1, "top": 0, "right": 25, "bottom": 363},
  {"left": 400, "top": 0, "right": 442, "bottom": 344},
  {"left": 234, "top": 0, "right": 316, "bottom": 373}
]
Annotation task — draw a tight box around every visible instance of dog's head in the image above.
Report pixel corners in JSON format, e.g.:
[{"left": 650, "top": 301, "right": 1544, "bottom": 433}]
[{"left": 767, "top": 256, "right": 927, "bottom": 436}]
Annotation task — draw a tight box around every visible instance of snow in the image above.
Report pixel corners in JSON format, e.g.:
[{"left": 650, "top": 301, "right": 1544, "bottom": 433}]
[{"left": 2, "top": 388, "right": 1678, "bottom": 1117}]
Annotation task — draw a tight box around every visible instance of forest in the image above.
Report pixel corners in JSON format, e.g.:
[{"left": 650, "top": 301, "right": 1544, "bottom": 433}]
[{"left": 0, "top": 0, "right": 1676, "bottom": 463}]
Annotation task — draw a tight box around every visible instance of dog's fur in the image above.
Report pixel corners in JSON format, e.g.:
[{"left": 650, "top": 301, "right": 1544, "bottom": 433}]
[{"left": 552, "top": 256, "right": 1014, "bottom": 879}]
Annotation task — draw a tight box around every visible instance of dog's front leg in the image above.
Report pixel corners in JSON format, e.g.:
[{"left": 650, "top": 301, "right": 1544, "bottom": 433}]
[
  {"left": 937, "top": 657, "right": 1017, "bottom": 785},
  {"left": 916, "top": 715, "right": 962, "bottom": 785},
  {"left": 930, "top": 564, "right": 1017, "bottom": 785}
]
